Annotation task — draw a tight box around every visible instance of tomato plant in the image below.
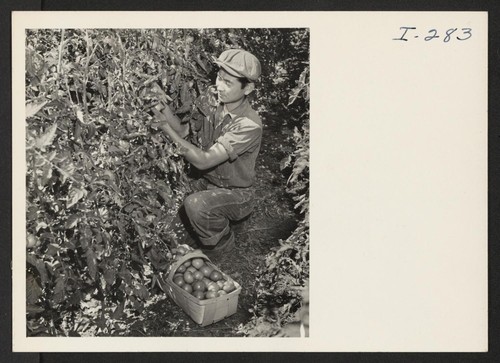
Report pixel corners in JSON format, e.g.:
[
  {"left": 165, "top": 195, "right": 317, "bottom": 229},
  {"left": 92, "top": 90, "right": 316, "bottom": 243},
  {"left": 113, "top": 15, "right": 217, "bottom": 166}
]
[
  {"left": 25, "top": 28, "right": 310, "bottom": 336},
  {"left": 25, "top": 28, "right": 212, "bottom": 335},
  {"left": 238, "top": 66, "right": 310, "bottom": 337}
]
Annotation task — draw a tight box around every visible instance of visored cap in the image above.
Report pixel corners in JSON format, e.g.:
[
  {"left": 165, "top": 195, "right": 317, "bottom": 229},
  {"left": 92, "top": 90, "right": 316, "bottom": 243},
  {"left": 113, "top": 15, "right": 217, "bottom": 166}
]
[{"left": 214, "top": 49, "right": 261, "bottom": 82}]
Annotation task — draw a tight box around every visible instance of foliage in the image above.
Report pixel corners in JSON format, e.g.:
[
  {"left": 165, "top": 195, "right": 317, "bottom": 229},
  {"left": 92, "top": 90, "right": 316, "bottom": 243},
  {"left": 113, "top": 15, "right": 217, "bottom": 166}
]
[
  {"left": 238, "top": 67, "right": 310, "bottom": 337},
  {"left": 217, "top": 28, "right": 310, "bottom": 127},
  {"left": 25, "top": 28, "right": 217, "bottom": 336},
  {"left": 25, "top": 28, "right": 310, "bottom": 336},
  {"left": 180, "top": 28, "right": 309, "bottom": 126}
]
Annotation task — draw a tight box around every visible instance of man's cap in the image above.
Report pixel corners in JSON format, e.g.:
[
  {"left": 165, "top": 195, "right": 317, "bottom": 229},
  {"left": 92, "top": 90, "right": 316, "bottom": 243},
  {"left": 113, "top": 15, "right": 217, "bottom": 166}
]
[{"left": 214, "top": 49, "right": 261, "bottom": 82}]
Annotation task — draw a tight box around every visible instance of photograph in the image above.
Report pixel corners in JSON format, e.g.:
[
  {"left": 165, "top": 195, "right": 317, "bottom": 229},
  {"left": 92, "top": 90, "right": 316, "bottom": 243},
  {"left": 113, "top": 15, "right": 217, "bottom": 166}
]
[
  {"left": 12, "top": 10, "right": 488, "bottom": 353},
  {"left": 24, "top": 27, "right": 310, "bottom": 338}
]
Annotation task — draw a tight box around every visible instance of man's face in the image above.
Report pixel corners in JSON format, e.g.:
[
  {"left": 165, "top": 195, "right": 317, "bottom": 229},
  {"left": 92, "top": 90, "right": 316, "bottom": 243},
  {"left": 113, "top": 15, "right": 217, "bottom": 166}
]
[{"left": 215, "top": 69, "right": 251, "bottom": 105}]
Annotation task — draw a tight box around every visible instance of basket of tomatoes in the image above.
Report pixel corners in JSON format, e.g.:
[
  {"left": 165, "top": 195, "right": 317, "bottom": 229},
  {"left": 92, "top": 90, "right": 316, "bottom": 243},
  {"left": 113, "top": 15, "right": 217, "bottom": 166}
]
[{"left": 163, "top": 244, "right": 241, "bottom": 326}]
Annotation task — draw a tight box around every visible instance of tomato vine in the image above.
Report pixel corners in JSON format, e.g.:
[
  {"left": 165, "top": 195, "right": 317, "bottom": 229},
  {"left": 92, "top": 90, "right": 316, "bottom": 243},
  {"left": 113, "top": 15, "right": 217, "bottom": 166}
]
[
  {"left": 25, "top": 28, "right": 309, "bottom": 336},
  {"left": 238, "top": 67, "right": 310, "bottom": 337}
]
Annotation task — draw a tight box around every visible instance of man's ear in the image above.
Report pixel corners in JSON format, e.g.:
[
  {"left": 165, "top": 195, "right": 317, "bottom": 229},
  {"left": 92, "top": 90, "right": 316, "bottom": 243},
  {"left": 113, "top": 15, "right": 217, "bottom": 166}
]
[{"left": 243, "top": 82, "right": 255, "bottom": 95}]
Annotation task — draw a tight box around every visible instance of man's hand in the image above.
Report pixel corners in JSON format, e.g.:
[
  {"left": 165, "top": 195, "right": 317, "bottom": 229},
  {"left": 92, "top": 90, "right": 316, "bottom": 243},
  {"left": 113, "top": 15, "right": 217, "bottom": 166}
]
[
  {"left": 148, "top": 101, "right": 229, "bottom": 170},
  {"left": 157, "top": 120, "right": 175, "bottom": 136},
  {"left": 150, "top": 104, "right": 189, "bottom": 138}
]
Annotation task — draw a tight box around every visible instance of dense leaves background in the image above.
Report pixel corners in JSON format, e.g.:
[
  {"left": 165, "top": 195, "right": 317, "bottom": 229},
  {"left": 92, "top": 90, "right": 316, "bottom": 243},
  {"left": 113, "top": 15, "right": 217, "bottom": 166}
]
[
  {"left": 239, "top": 68, "right": 310, "bottom": 336},
  {"left": 25, "top": 28, "right": 309, "bottom": 336}
]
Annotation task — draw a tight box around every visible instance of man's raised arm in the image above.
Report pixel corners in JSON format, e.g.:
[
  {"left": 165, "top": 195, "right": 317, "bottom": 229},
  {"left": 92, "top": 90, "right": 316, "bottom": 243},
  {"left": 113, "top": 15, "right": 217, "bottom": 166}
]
[{"left": 151, "top": 104, "right": 189, "bottom": 139}]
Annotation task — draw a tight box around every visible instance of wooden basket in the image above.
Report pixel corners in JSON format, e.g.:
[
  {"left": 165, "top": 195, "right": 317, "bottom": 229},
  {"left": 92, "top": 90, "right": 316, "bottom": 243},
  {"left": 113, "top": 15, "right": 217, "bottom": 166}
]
[{"left": 164, "top": 249, "right": 242, "bottom": 326}]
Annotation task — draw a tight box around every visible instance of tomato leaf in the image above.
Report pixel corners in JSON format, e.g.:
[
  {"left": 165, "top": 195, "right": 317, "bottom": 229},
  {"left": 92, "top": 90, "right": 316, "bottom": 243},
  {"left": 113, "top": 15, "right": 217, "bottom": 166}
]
[
  {"left": 85, "top": 248, "right": 98, "bottom": 281},
  {"left": 111, "top": 300, "right": 125, "bottom": 320},
  {"left": 280, "top": 155, "right": 292, "bottom": 171},
  {"left": 104, "top": 269, "right": 116, "bottom": 287},
  {"left": 65, "top": 214, "right": 80, "bottom": 229},
  {"left": 26, "top": 304, "right": 45, "bottom": 315},
  {"left": 38, "top": 162, "right": 53, "bottom": 187},
  {"left": 35, "top": 123, "right": 58, "bottom": 151},
  {"left": 26, "top": 273, "right": 43, "bottom": 305},
  {"left": 68, "top": 290, "right": 83, "bottom": 306},
  {"left": 52, "top": 277, "right": 66, "bottom": 304},
  {"left": 134, "top": 284, "right": 149, "bottom": 300},
  {"left": 26, "top": 254, "right": 49, "bottom": 285},
  {"left": 26, "top": 101, "right": 48, "bottom": 118},
  {"left": 66, "top": 188, "right": 87, "bottom": 209}
]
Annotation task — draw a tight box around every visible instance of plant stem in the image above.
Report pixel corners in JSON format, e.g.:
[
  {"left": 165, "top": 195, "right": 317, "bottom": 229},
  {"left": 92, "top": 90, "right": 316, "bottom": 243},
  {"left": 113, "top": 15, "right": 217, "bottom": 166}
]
[
  {"left": 82, "top": 30, "right": 100, "bottom": 123},
  {"left": 107, "top": 73, "right": 112, "bottom": 112},
  {"left": 57, "top": 29, "right": 66, "bottom": 75},
  {"left": 64, "top": 77, "right": 75, "bottom": 106}
]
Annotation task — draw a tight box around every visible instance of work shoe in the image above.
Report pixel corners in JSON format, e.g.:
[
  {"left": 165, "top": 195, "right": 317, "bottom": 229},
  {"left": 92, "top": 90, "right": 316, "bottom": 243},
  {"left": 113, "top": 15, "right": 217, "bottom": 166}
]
[
  {"left": 182, "top": 232, "right": 200, "bottom": 249},
  {"left": 202, "top": 231, "right": 235, "bottom": 258}
]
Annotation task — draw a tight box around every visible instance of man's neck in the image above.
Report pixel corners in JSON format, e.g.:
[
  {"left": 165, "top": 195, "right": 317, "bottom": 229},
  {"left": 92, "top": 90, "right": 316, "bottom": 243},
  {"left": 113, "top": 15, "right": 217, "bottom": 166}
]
[{"left": 223, "top": 96, "right": 246, "bottom": 114}]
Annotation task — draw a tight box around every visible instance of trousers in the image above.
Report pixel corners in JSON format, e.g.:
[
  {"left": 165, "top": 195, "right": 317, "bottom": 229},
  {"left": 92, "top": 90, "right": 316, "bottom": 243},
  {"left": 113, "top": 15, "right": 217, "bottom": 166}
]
[{"left": 183, "top": 178, "right": 255, "bottom": 246}]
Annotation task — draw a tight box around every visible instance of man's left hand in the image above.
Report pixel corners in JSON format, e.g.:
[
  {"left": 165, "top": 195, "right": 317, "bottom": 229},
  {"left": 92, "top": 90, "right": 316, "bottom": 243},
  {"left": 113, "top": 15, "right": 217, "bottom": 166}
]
[{"left": 151, "top": 121, "right": 175, "bottom": 136}]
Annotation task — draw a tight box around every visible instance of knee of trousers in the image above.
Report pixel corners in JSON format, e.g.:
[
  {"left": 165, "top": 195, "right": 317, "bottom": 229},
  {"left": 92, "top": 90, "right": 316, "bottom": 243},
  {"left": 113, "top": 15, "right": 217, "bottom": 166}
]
[{"left": 184, "top": 193, "right": 210, "bottom": 224}]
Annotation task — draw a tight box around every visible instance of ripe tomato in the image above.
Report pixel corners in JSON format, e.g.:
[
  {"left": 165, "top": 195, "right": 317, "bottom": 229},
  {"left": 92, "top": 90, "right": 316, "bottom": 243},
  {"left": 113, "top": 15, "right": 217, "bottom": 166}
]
[
  {"left": 183, "top": 271, "right": 194, "bottom": 284},
  {"left": 176, "top": 264, "right": 186, "bottom": 274},
  {"left": 182, "top": 284, "right": 193, "bottom": 293},
  {"left": 187, "top": 266, "right": 198, "bottom": 274},
  {"left": 193, "top": 271, "right": 204, "bottom": 281},
  {"left": 192, "top": 258, "right": 205, "bottom": 269},
  {"left": 173, "top": 275, "right": 185, "bottom": 287},
  {"left": 192, "top": 290, "right": 205, "bottom": 300},
  {"left": 207, "top": 282, "right": 220, "bottom": 292},
  {"left": 222, "top": 280, "right": 235, "bottom": 293},
  {"left": 200, "top": 265, "right": 213, "bottom": 278},
  {"left": 192, "top": 280, "right": 206, "bottom": 292},
  {"left": 210, "top": 270, "right": 222, "bottom": 282},
  {"left": 202, "top": 278, "right": 212, "bottom": 287},
  {"left": 205, "top": 291, "right": 217, "bottom": 299},
  {"left": 183, "top": 260, "right": 192, "bottom": 268},
  {"left": 217, "top": 290, "right": 228, "bottom": 296}
]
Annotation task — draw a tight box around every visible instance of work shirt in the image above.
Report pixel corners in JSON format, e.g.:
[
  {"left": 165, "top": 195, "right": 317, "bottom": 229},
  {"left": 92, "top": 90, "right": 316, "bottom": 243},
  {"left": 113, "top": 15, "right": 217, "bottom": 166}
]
[{"left": 190, "top": 88, "right": 262, "bottom": 188}]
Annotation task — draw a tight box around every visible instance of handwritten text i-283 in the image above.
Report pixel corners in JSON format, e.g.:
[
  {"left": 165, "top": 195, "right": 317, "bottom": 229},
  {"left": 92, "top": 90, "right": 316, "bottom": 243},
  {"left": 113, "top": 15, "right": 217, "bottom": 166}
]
[{"left": 393, "top": 27, "right": 472, "bottom": 42}]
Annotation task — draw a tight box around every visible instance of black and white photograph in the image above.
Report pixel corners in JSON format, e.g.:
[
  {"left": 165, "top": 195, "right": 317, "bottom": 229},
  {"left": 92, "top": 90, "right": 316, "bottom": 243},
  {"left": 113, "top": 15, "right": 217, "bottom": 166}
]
[
  {"left": 11, "top": 10, "right": 488, "bottom": 353},
  {"left": 23, "top": 27, "right": 310, "bottom": 338}
]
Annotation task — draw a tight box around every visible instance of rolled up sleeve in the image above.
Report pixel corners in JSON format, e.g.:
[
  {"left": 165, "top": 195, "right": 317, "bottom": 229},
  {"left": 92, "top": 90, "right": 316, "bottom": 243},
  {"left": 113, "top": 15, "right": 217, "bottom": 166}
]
[{"left": 216, "top": 118, "right": 262, "bottom": 161}]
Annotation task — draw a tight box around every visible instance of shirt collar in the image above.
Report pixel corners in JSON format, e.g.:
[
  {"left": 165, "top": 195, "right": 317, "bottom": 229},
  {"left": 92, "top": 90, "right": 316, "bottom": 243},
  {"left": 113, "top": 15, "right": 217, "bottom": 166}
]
[{"left": 221, "top": 98, "right": 250, "bottom": 119}]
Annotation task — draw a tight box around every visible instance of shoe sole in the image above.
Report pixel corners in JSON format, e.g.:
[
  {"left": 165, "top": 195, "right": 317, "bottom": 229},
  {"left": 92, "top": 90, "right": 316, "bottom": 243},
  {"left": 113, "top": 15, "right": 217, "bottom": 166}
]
[{"left": 202, "top": 235, "right": 236, "bottom": 256}]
